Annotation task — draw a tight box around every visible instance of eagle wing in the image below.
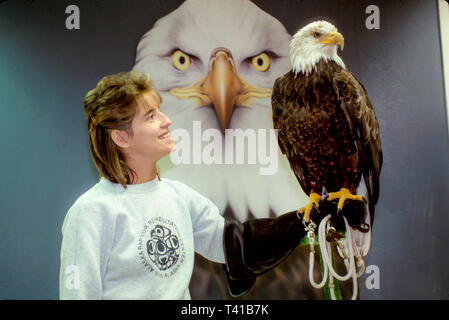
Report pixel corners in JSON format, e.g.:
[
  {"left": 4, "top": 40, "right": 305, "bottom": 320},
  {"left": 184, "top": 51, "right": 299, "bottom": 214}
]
[
  {"left": 271, "top": 78, "right": 287, "bottom": 155},
  {"left": 332, "top": 69, "right": 383, "bottom": 224},
  {"left": 272, "top": 76, "right": 312, "bottom": 196}
]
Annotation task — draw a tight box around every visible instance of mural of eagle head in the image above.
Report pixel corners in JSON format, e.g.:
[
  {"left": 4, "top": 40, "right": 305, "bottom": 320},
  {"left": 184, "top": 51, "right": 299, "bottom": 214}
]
[
  {"left": 133, "top": 0, "right": 308, "bottom": 222},
  {"left": 272, "top": 20, "right": 383, "bottom": 255}
]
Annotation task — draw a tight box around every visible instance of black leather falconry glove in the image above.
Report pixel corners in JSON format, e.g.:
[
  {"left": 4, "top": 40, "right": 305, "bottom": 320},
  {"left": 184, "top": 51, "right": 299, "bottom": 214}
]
[{"left": 222, "top": 198, "right": 367, "bottom": 297}]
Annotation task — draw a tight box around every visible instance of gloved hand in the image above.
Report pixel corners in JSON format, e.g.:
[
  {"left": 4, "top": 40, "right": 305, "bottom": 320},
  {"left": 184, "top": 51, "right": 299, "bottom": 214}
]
[{"left": 222, "top": 198, "right": 368, "bottom": 297}]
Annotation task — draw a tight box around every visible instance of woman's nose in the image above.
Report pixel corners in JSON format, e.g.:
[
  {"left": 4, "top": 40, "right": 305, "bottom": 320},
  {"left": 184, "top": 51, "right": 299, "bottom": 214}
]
[{"left": 160, "top": 111, "right": 172, "bottom": 127}]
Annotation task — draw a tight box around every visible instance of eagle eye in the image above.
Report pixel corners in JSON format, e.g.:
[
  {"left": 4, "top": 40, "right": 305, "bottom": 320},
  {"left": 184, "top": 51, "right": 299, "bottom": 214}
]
[
  {"left": 251, "top": 52, "right": 270, "bottom": 72},
  {"left": 313, "top": 32, "right": 322, "bottom": 39},
  {"left": 172, "top": 50, "right": 191, "bottom": 71}
]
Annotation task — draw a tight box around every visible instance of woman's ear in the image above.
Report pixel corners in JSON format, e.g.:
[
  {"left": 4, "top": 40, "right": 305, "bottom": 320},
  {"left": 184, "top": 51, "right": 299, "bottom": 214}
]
[{"left": 111, "top": 129, "right": 131, "bottom": 149}]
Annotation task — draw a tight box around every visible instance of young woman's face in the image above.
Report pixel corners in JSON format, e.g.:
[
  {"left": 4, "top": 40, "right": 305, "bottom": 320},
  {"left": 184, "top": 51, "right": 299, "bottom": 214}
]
[{"left": 126, "top": 91, "right": 175, "bottom": 163}]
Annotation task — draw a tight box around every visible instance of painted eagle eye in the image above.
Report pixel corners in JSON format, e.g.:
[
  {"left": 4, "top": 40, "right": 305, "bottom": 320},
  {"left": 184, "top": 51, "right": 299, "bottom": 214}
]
[
  {"left": 172, "top": 50, "right": 191, "bottom": 70},
  {"left": 251, "top": 52, "right": 270, "bottom": 72},
  {"left": 313, "top": 32, "right": 322, "bottom": 39}
]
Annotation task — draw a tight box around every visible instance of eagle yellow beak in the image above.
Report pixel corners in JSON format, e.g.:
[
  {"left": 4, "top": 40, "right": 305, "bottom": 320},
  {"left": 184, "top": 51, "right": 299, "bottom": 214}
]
[
  {"left": 318, "top": 31, "right": 344, "bottom": 50},
  {"left": 169, "top": 48, "right": 271, "bottom": 130},
  {"left": 201, "top": 49, "right": 245, "bottom": 130}
]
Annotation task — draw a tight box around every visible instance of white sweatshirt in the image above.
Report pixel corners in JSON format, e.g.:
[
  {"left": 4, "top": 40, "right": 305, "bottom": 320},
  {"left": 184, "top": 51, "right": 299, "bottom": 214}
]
[{"left": 59, "top": 177, "right": 225, "bottom": 300}]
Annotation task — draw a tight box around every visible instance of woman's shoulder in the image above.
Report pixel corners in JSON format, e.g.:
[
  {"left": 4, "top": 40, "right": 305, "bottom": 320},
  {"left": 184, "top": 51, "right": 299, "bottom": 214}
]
[
  {"left": 74, "top": 179, "right": 112, "bottom": 201},
  {"left": 65, "top": 180, "right": 119, "bottom": 221},
  {"left": 62, "top": 185, "right": 118, "bottom": 235}
]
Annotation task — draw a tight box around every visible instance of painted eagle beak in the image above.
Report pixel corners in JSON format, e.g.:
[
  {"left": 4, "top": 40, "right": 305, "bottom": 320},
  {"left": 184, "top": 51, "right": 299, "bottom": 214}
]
[
  {"left": 201, "top": 48, "right": 245, "bottom": 130},
  {"left": 169, "top": 48, "right": 272, "bottom": 131},
  {"left": 318, "top": 31, "right": 344, "bottom": 50}
]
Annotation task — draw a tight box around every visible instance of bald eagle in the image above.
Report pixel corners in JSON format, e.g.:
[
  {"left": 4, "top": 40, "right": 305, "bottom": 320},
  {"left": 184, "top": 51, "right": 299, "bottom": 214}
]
[{"left": 272, "top": 21, "right": 382, "bottom": 238}]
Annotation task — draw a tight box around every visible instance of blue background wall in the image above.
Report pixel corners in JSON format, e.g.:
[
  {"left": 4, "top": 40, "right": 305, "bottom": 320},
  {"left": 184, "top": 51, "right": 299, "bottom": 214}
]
[{"left": 0, "top": 0, "right": 448, "bottom": 299}]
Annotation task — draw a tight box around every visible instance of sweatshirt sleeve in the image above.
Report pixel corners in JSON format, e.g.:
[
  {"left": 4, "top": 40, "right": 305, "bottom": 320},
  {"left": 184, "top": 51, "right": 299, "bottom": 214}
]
[
  {"left": 178, "top": 182, "right": 225, "bottom": 264},
  {"left": 59, "top": 202, "right": 112, "bottom": 300}
]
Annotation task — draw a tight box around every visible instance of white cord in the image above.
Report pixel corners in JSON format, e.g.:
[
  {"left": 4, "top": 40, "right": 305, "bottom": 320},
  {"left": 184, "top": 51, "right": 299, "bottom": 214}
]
[
  {"left": 320, "top": 215, "right": 355, "bottom": 281},
  {"left": 307, "top": 214, "right": 369, "bottom": 300},
  {"left": 308, "top": 220, "right": 328, "bottom": 289},
  {"left": 329, "top": 272, "right": 337, "bottom": 300}
]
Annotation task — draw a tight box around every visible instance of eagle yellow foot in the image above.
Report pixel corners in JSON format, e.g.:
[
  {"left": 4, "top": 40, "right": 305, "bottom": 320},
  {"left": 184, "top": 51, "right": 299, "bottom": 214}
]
[
  {"left": 299, "top": 193, "right": 321, "bottom": 223},
  {"left": 327, "top": 188, "right": 364, "bottom": 213}
]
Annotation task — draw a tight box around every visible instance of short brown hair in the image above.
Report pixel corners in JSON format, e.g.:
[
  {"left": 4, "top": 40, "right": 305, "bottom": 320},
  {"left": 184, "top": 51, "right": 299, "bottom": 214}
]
[{"left": 83, "top": 70, "right": 162, "bottom": 188}]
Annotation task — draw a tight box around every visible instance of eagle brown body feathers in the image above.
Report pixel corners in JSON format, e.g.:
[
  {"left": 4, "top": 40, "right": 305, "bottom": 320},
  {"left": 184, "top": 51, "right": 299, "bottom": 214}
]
[{"left": 272, "top": 59, "right": 382, "bottom": 223}]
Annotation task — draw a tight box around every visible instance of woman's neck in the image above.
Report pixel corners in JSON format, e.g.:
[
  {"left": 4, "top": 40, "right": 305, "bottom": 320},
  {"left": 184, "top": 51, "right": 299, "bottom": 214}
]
[{"left": 126, "top": 156, "right": 158, "bottom": 184}]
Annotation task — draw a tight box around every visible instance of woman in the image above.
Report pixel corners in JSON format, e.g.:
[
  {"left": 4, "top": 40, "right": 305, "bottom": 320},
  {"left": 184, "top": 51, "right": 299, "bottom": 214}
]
[{"left": 59, "top": 71, "right": 325, "bottom": 300}]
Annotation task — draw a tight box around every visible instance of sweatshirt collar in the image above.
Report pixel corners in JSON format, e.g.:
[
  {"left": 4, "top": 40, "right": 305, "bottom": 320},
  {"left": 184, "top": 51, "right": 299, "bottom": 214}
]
[{"left": 99, "top": 176, "right": 160, "bottom": 194}]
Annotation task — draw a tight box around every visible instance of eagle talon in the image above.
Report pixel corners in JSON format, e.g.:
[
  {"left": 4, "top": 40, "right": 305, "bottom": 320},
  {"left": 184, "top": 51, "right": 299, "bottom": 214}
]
[
  {"left": 298, "top": 192, "right": 321, "bottom": 223},
  {"left": 328, "top": 188, "right": 364, "bottom": 213}
]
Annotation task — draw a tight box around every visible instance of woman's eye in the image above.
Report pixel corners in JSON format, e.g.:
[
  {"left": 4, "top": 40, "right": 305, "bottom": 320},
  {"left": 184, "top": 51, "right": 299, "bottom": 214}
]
[
  {"left": 251, "top": 52, "right": 270, "bottom": 72},
  {"left": 172, "top": 50, "right": 191, "bottom": 71}
]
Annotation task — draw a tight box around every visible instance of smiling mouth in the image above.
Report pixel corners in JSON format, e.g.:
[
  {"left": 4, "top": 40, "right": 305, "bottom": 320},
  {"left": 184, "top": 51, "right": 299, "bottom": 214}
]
[{"left": 159, "top": 133, "right": 173, "bottom": 143}]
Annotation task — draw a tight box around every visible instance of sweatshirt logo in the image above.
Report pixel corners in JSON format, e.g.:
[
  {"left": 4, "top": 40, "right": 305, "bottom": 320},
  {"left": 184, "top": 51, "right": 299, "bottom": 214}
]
[
  {"left": 138, "top": 217, "right": 185, "bottom": 277},
  {"left": 147, "top": 225, "right": 179, "bottom": 271}
]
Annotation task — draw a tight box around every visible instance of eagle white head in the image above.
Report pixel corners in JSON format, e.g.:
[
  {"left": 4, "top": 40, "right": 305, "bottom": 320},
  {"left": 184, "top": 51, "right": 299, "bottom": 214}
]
[{"left": 290, "top": 20, "right": 346, "bottom": 75}]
